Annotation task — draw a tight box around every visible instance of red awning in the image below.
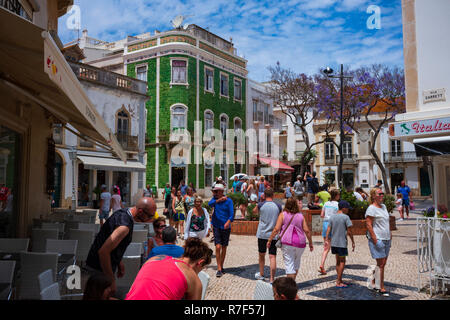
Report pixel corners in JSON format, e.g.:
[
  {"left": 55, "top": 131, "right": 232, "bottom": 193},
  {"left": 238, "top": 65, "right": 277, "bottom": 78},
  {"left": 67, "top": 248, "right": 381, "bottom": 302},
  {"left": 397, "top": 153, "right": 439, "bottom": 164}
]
[{"left": 258, "top": 157, "right": 295, "bottom": 172}]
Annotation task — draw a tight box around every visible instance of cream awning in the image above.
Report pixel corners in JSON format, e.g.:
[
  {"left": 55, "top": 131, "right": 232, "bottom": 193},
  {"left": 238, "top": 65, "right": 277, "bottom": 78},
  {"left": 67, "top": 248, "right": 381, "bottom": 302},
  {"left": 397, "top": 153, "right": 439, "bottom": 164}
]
[
  {"left": 77, "top": 156, "right": 146, "bottom": 172},
  {"left": 0, "top": 8, "right": 126, "bottom": 161}
]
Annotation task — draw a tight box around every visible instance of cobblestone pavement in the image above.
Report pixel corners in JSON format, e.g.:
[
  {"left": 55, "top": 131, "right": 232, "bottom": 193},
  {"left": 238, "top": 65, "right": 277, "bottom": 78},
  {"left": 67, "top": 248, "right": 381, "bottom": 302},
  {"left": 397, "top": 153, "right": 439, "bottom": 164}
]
[{"left": 157, "top": 198, "right": 442, "bottom": 300}]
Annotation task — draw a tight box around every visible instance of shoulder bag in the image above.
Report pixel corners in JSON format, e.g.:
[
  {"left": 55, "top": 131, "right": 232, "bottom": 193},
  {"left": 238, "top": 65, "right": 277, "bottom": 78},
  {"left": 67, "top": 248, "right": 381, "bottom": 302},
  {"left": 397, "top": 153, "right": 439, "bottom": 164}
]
[{"left": 275, "top": 213, "right": 296, "bottom": 248}]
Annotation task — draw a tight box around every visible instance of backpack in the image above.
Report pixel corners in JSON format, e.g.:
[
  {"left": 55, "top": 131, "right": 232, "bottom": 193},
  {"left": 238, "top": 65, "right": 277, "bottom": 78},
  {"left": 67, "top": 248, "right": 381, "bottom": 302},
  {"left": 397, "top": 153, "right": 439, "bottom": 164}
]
[{"left": 311, "top": 178, "right": 319, "bottom": 194}]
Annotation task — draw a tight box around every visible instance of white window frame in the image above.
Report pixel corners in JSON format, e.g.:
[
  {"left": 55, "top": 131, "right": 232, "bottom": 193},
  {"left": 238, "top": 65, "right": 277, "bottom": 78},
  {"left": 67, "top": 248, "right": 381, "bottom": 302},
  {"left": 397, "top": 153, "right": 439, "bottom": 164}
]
[
  {"left": 325, "top": 140, "right": 335, "bottom": 159},
  {"left": 204, "top": 109, "right": 214, "bottom": 132},
  {"left": 234, "top": 78, "right": 242, "bottom": 102},
  {"left": 170, "top": 104, "right": 188, "bottom": 131},
  {"left": 220, "top": 114, "right": 229, "bottom": 140},
  {"left": 391, "top": 139, "right": 401, "bottom": 156},
  {"left": 170, "top": 58, "right": 189, "bottom": 86},
  {"left": 204, "top": 66, "right": 214, "bottom": 93},
  {"left": 135, "top": 63, "right": 148, "bottom": 82},
  {"left": 343, "top": 137, "right": 353, "bottom": 157},
  {"left": 220, "top": 72, "right": 229, "bottom": 98}
]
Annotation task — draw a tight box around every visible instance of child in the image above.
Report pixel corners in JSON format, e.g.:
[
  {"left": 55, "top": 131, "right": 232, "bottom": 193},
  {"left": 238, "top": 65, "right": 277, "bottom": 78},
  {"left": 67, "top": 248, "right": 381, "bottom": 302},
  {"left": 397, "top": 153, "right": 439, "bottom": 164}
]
[
  {"left": 326, "top": 200, "right": 355, "bottom": 288},
  {"left": 272, "top": 277, "right": 300, "bottom": 300},
  {"left": 83, "top": 273, "right": 118, "bottom": 300},
  {"left": 396, "top": 193, "right": 404, "bottom": 221}
]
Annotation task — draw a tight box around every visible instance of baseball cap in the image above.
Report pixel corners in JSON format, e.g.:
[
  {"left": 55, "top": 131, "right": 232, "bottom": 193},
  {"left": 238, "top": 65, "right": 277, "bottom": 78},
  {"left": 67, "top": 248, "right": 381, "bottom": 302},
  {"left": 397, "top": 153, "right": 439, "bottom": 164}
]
[
  {"left": 213, "top": 184, "right": 225, "bottom": 191},
  {"left": 339, "top": 200, "right": 352, "bottom": 210}
]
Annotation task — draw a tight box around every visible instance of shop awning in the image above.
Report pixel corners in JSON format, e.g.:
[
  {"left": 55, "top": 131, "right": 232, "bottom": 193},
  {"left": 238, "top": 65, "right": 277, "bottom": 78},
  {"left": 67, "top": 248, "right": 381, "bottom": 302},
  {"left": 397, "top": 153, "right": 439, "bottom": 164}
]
[
  {"left": 77, "top": 156, "right": 146, "bottom": 172},
  {"left": 258, "top": 157, "right": 295, "bottom": 172},
  {"left": 0, "top": 8, "right": 126, "bottom": 161},
  {"left": 414, "top": 136, "right": 450, "bottom": 156}
]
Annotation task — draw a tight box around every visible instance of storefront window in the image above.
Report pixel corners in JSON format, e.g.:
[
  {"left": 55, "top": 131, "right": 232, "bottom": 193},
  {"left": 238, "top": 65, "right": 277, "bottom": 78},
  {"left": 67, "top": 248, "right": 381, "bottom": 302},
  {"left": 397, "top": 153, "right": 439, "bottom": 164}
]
[
  {"left": 78, "top": 163, "right": 90, "bottom": 206},
  {"left": 113, "top": 171, "right": 130, "bottom": 206},
  {"left": 0, "top": 125, "right": 20, "bottom": 238}
]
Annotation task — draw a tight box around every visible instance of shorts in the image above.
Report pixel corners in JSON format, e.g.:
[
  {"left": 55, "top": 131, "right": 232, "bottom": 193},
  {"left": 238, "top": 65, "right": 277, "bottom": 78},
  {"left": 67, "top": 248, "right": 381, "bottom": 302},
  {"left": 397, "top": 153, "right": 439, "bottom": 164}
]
[
  {"left": 331, "top": 247, "right": 348, "bottom": 257},
  {"left": 307, "top": 193, "right": 315, "bottom": 204},
  {"left": 173, "top": 212, "right": 185, "bottom": 222},
  {"left": 402, "top": 199, "right": 410, "bottom": 208},
  {"left": 322, "top": 221, "right": 332, "bottom": 238},
  {"left": 368, "top": 239, "right": 391, "bottom": 259},
  {"left": 257, "top": 238, "right": 277, "bottom": 256},
  {"left": 281, "top": 245, "right": 305, "bottom": 275},
  {"left": 99, "top": 210, "right": 110, "bottom": 220},
  {"left": 213, "top": 227, "right": 231, "bottom": 247}
]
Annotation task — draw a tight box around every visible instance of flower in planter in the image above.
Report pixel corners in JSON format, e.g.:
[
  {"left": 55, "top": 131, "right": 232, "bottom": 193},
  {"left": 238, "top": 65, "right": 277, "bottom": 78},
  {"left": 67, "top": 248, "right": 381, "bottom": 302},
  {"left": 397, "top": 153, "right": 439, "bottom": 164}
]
[{"left": 423, "top": 206, "right": 435, "bottom": 217}]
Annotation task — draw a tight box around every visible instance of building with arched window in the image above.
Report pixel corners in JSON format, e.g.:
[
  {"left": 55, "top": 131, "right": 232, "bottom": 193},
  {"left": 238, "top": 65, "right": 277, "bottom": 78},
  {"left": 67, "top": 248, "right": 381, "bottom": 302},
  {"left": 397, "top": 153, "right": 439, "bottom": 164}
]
[{"left": 79, "top": 24, "right": 248, "bottom": 197}]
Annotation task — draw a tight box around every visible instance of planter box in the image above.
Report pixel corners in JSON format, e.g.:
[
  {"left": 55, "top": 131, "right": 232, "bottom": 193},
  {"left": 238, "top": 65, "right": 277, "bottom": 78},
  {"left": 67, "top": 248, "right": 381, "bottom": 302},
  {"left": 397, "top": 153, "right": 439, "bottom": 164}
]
[
  {"left": 273, "top": 193, "right": 285, "bottom": 199},
  {"left": 231, "top": 219, "right": 259, "bottom": 235}
]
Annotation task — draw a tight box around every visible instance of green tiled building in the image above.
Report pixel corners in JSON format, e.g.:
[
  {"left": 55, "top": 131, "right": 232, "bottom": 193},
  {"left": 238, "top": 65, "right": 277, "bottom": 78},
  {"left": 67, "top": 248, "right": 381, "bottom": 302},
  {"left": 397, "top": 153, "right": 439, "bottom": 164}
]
[{"left": 124, "top": 25, "right": 248, "bottom": 196}]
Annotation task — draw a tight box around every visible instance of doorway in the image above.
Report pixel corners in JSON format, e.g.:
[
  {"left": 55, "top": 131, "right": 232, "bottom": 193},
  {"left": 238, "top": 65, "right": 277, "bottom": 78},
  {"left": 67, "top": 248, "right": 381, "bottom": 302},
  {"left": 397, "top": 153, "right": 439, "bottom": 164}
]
[
  {"left": 343, "top": 170, "right": 354, "bottom": 190},
  {"left": 420, "top": 167, "right": 432, "bottom": 196},
  {"left": 171, "top": 166, "right": 185, "bottom": 189},
  {"left": 390, "top": 169, "right": 404, "bottom": 194}
]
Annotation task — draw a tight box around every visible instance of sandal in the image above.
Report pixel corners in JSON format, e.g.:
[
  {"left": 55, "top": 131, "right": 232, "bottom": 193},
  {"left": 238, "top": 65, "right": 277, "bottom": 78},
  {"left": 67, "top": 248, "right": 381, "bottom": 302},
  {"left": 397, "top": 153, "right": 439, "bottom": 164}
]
[
  {"left": 318, "top": 267, "right": 327, "bottom": 275},
  {"left": 379, "top": 290, "right": 390, "bottom": 297},
  {"left": 336, "top": 284, "right": 349, "bottom": 288}
]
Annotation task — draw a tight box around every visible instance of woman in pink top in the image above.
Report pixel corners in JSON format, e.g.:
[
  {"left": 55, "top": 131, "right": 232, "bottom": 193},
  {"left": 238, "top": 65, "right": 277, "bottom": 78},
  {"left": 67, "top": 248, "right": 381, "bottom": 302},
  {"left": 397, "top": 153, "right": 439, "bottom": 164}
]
[
  {"left": 126, "top": 238, "right": 212, "bottom": 300},
  {"left": 110, "top": 187, "right": 123, "bottom": 213},
  {"left": 267, "top": 197, "right": 313, "bottom": 281}
]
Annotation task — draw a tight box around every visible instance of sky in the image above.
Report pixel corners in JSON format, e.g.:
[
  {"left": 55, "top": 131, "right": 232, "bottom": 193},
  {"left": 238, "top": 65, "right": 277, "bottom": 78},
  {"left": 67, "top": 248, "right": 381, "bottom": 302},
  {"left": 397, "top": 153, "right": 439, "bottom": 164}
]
[{"left": 58, "top": 0, "right": 404, "bottom": 82}]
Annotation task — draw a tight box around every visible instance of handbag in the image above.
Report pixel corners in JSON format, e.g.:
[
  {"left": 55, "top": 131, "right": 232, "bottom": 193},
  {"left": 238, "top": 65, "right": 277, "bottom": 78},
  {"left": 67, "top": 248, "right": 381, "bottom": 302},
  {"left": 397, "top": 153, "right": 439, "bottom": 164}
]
[
  {"left": 275, "top": 213, "right": 296, "bottom": 248},
  {"left": 409, "top": 201, "right": 415, "bottom": 210}
]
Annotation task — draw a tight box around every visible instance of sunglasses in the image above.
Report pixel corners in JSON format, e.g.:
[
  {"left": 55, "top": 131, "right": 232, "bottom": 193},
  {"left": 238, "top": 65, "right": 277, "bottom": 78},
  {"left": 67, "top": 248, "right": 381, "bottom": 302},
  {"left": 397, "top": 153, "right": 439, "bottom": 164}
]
[
  {"left": 157, "top": 225, "right": 167, "bottom": 229},
  {"left": 377, "top": 193, "right": 385, "bottom": 196}
]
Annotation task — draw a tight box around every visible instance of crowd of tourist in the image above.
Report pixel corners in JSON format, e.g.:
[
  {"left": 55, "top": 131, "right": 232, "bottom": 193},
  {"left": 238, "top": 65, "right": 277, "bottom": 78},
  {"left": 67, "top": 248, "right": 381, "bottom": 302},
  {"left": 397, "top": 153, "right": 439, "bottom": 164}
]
[{"left": 80, "top": 171, "right": 409, "bottom": 300}]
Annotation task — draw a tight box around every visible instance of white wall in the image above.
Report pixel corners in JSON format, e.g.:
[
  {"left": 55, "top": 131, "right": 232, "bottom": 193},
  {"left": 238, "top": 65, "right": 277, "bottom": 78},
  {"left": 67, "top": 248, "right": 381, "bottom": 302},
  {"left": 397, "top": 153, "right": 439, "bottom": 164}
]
[{"left": 415, "top": 0, "right": 450, "bottom": 111}]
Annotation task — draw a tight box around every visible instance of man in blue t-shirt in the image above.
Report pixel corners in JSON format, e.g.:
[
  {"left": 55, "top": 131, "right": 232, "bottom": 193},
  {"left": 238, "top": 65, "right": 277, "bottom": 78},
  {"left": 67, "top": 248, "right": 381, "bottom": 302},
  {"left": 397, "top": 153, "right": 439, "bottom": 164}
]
[
  {"left": 148, "top": 226, "right": 184, "bottom": 259},
  {"left": 179, "top": 180, "right": 188, "bottom": 196},
  {"left": 397, "top": 180, "right": 412, "bottom": 219},
  {"left": 209, "top": 184, "right": 234, "bottom": 278}
]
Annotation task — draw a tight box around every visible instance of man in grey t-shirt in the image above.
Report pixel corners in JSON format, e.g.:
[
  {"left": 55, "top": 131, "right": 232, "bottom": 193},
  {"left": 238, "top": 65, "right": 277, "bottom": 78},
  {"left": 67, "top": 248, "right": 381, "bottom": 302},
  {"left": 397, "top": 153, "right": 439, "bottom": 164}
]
[
  {"left": 254, "top": 188, "right": 282, "bottom": 283},
  {"left": 326, "top": 200, "right": 355, "bottom": 288}
]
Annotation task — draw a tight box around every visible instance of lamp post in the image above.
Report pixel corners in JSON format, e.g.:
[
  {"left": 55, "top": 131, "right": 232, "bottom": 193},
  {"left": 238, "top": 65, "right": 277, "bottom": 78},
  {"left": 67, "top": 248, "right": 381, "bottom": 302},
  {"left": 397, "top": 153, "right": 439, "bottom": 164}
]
[
  {"left": 323, "top": 64, "right": 352, "bottom": 189},
  {"left": 68, "top": 146, "right": 77, "bottom": 211}
]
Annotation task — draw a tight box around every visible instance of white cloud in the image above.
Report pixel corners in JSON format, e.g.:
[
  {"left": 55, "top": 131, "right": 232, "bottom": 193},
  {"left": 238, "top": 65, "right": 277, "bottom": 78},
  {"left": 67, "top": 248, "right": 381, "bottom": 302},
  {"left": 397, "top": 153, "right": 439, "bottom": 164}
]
[{"left": 58, "top": 0, "right": 404, "bottom": 82}]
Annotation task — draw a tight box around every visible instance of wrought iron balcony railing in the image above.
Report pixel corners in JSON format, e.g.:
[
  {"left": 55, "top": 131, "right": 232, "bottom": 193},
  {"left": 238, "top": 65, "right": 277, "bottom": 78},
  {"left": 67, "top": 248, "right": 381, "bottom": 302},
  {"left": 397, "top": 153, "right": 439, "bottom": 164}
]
[
  {"left": 384, "top": 152, "right": 422, "bottom": 163},
  {"left": 325, "top": 155, "right": 336, "bottom": 165},
  {"left": 336, "top": 154, "right": 358, "bottom": 164},
  {"left": 115, "top": 133, "right": 139, "bottom": 152},
  {"left": 1, "top": 0, "right": 31, "bottom": 20}
]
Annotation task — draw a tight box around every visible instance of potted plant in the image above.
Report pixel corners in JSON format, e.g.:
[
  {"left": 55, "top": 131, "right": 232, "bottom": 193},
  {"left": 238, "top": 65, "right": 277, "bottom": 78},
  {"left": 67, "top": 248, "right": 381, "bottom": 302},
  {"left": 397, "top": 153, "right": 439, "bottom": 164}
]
[
  {"left": 245, "top": 203, "right": 259, "bottom": 221},
  {"left": 282, "top": 149, "right": 288, "bottom": 161}
]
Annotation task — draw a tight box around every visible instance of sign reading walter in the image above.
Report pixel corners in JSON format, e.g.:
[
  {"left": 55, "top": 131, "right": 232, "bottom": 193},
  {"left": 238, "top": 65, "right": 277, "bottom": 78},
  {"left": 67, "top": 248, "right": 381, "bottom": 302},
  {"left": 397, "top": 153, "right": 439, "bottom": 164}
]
[{"left": 392, "top": 117, "right": 450, "bottom": 138}]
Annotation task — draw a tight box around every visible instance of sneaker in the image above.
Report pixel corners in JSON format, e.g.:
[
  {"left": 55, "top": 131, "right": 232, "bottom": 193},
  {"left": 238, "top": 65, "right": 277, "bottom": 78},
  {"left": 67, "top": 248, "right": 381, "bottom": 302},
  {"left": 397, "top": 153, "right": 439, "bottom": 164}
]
[
  {"left": 216, "top": 270, "right": 223, "bottom": 278},
  {"left": 254, "top": 272, "right": 265, "bottom": 280},
  {"left": 397, "top": 218, "right": 403, "bottom": 222},
  {"left": 379, "top": 290, "right": 390, "bottom": 297}
]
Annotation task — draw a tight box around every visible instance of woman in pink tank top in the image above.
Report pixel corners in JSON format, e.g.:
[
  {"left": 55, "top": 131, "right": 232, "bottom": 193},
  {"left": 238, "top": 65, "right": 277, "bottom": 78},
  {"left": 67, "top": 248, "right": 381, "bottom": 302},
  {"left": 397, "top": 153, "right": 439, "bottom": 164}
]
[
  {"left": 126, "top": 237, "right": 213, "bottom": 300},
  {"left": 267, "top": 197, "right": 313, "bottom": 282}
]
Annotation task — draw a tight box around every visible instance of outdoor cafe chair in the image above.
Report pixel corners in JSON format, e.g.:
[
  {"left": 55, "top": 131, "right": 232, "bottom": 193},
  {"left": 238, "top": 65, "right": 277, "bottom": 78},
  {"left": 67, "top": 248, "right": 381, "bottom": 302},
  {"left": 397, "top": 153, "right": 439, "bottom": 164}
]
[
  {"left": 63, "top": 220, "right": 79, "bottom": 239},
  {"left": 78, "top": 223, "right": 100, "bottom": 234},
  {"left": 0, "top": 238, "right": 29, "bottom": 253},
  {"left": 198, "top": 271, "right": 210, "bottom": 300},
  {"left": 71, "top": 215, "right": 92, "bottom": 224},
  {"left": 31, "top": 229, "right": 58, "bottom": 252},
  {"left": 0, "top": 260, "right": 16, "bottom": 300},
  {"left": 45, "top": 239, "right": 78, "bottom": 275},
  {"left": 68, "top": 229, "right": 95, "bottom": 266},
  {"left": 40, "top": 282, "right": 83, "bottom": 300},
  {"left": 38, "top": 269, "right": 54, "bottom": 294},
  {"left": 17, "top": 252, "right": 58, "bottom": 300},
  {"left": 116, "top": 256, "right": 141, "bottom": 299},
  {"left": 42, "top": 222, "right": 65, "bottom": 239},
  {"left": 123, "top": 243, "right": 142, "bottom": 258},
  {"left": 253, "top": 280, "right": 274, "bottom": 300}
]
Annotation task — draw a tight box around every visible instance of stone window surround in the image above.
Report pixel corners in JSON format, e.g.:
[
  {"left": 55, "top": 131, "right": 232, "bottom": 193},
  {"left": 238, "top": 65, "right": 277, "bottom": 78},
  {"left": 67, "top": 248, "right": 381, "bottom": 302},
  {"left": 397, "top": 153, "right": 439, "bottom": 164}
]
[
  {"left": 170, "top": 103, "right": 188, "bottom": 131},
  {"left": 116, "top": 105, "right": 132, "bottom": 136},
  {"left": 219, "top": 71, "right": 229, "bottom": 99},
  {"left": 204, "top": 109, "right": 214, "bottom": 131},
  {"left": 204, "top": 65, "right": 215, "bottom": 94},
  {"left": 234, "top": 78, "right": 242, "bottom": 103},
  {"left": 170, "top": 57, "right": 189, "bottom": 87}
]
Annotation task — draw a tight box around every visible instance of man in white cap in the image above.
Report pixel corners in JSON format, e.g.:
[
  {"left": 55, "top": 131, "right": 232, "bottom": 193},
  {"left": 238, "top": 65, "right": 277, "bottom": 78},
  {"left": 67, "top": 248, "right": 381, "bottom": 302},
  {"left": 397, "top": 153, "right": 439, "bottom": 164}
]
[{"left": 208, "top": 183, "right": 234, "bottom": 277}]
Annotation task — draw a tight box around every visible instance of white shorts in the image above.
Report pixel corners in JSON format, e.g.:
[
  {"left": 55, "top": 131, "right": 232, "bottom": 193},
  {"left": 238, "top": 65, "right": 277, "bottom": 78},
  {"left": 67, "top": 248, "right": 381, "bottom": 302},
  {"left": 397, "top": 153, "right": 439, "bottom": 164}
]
[{"left": 281, "top": 245, "right": 305, "bottom": 275}]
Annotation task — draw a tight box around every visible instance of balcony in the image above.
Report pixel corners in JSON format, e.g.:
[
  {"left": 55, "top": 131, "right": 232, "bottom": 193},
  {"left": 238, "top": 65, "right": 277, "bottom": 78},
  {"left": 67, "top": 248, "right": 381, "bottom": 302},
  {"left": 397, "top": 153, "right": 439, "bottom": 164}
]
[
  {"left": 115, "top": 134, "right": 139, "bottom": 152},
  {"left": 68, "top": 61, "right": 147, "bottom": 95},
  {"left": 336, "top": 154, "right": 358, "bottom": 164},
  {"left": 325, "top": 155, "right": 336, "bottom": 165},
  {"left": 1, "top": 0, "right": 31, "bottom": 20},
  {"left": 384, "top": 152, "right": 422, "bottom": 163}
]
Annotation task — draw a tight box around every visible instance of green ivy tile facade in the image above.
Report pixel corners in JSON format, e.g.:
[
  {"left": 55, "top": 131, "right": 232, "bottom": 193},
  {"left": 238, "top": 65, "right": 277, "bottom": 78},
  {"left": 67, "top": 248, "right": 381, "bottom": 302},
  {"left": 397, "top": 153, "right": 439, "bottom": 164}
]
[{"left": 128, "top": 54, "right": 246, "bottom": 190}]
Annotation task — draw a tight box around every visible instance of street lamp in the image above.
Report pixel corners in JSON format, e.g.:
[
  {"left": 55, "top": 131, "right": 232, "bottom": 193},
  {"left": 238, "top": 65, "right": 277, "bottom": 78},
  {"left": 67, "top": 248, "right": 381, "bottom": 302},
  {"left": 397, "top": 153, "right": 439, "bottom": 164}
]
[
  {"left": 68, "top": 146, "right": 77, "bottom": 211},
  {"left": 323, "top": 64, "right": 352, "bottom": 189}
]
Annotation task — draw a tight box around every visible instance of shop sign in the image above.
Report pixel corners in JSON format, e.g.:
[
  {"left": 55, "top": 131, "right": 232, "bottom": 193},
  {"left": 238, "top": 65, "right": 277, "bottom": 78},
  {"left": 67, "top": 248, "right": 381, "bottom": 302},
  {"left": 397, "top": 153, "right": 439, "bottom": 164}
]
[
  {"left": 391, "top": 116, "right": 450, "bottom": 138},
  {"left": 423, "top": 88, "right": 446, "bottom": 104}
]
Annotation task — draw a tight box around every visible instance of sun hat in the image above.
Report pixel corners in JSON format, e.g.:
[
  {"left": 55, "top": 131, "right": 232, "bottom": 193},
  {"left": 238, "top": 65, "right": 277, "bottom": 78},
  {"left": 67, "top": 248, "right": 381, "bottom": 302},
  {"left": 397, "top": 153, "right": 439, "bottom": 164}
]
[{"left": 213, "top": 184, "right": 225, "bottom": 191}]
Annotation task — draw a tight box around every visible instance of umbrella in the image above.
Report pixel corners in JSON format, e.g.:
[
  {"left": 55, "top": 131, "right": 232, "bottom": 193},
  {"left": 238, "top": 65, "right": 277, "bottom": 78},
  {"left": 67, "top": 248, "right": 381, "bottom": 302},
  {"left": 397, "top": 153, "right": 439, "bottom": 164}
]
[{"left": 230, "top": 173, "right": 248, "bottom": 180}]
